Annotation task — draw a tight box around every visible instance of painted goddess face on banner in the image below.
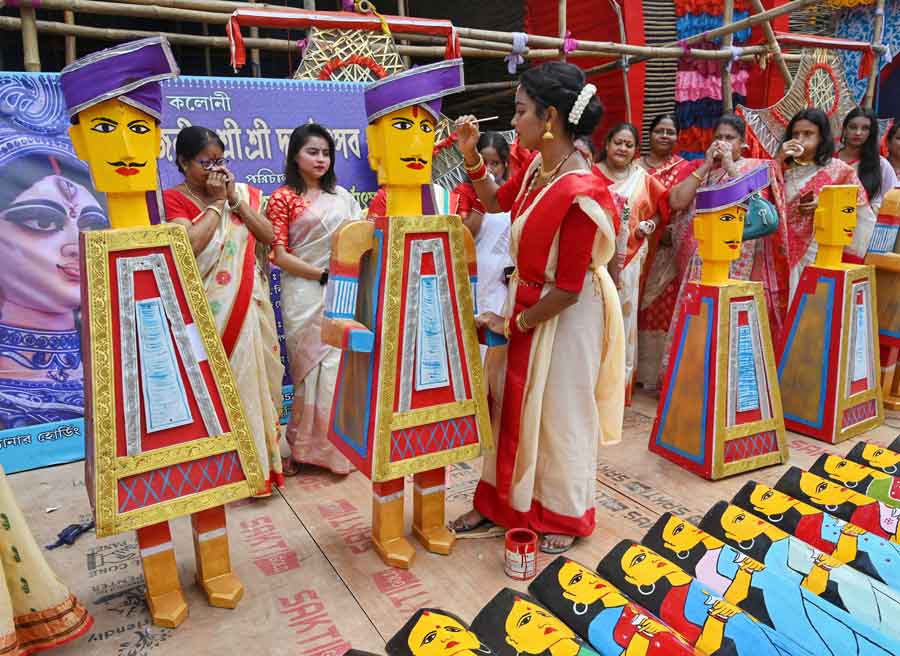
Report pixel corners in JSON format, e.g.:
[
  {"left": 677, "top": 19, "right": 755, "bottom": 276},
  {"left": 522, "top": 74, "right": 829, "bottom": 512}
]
[{"left": 0, "top": 151, "right": 108, "bottom": 428}]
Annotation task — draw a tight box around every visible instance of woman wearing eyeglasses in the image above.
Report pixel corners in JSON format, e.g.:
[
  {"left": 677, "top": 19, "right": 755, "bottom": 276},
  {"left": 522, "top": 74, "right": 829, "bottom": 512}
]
[
  {"left": 163, "top": 126, "right": 285, "bottom": 495},
  {"left": 0, "top": 147, "right": 108, "bottom": 431}
]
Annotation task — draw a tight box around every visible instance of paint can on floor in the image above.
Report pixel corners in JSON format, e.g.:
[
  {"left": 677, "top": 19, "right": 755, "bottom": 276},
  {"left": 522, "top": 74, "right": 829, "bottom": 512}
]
[{"left": 504, "top": 528, "right": 537, "bottom": 580}]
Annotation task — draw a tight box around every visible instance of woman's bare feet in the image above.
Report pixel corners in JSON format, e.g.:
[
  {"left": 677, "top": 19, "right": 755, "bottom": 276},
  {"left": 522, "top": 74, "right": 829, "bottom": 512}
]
[{"left": 540, "top": 534, "right": 576, "bottom": 554}]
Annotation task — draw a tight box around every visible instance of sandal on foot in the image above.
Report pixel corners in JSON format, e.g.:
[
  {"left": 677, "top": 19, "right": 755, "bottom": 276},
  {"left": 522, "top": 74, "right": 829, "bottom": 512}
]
[
  {"left": 449, "top": 512, "right": 494, "bottom": 533},
  {"left": 540, "top": 534, "right": 576, "bottom": 554},
  {"left": 282, "top": 458, "right": 301, "bottom": 477}
]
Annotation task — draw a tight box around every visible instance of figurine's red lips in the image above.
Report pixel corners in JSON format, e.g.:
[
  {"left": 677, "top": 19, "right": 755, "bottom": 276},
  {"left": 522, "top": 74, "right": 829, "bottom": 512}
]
[
  {"left": 725, "top": 240, "right": 740, "bottom": 250},
  {"left": 543, "top": 627, "right": 557, "bottom": 635},
  {"left": 445, "top": 642, "right": 459, "bottom": 649},
  {"left": 406, "top": 162, "right": 425, "bottom": 170},
  {"left": 116, "top": 167, "right": 140, "bottom": 176},
  {"left": 595, "top": 583, "right": 605, "bottom": 589}
]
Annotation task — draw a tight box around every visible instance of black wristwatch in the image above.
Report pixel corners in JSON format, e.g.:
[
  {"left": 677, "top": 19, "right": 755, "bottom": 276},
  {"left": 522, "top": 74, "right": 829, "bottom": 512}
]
[{"left": 319, "top": 269, "right": 329, "bottom": 286}]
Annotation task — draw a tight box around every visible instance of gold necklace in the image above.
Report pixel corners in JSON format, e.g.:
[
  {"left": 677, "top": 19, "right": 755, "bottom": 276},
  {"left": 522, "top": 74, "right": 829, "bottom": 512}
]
[
  {"left": 601, "top": 161, "right": 632, "bottom": 181},
  {"left": 182, "top": 182, "right": 209, "bottom": 208},
  {"left": 539, "top": 149, "right": 576, "bottom": 179}
]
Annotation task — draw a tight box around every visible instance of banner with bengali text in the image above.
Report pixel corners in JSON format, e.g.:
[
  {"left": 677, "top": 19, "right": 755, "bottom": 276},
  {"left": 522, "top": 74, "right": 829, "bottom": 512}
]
[{"left": 0, "top": 73, "right": 376, "bottom": 473}]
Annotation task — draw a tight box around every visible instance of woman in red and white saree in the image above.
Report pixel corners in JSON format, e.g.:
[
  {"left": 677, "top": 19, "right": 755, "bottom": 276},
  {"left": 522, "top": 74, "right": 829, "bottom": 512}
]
[
  {"left": 660, "top": 114, "right": 789, "bottom": 382},
  {"left": 164, "top": 127, "right": 284, "bottom": 494},
  {"left": 779, "top": 108, "right": 875, "bottom": 292},
  {"left": 636, "top": 114, "right": 695, "bottom": 389},
  {"left": 596, "top": 123, "right": 667, "bottom": 403},
  {"left": 450, "top": 62, "right": 625, "bottom": 554}
]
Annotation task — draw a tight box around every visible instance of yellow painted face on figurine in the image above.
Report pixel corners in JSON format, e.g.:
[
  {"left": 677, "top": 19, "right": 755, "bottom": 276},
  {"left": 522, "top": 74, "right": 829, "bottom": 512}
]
[
  {"left": 660, "top": 516, "right": 706, "bottom": 554},
  {"left": 718, "top": 505, "right": 771, "bottom": 543},
  {"left": 799, "top": 471, "right": 862, "bottom": 507},
  {"left": 822, "top": 455, "right": 884, "bottom": 485},
  {"left": 504, "top": 597, "right": 575, "bottom": 655},
  {"left": 558, "top": 561, "right": 623, "bottom": 607},
  {"left": 694, "top": 204, "right": 746, "bottom": 264},
  {"left": 366, "top": 105, "right": 436, "bottom": 187},
  {"left": 621, "top": 544, "right": 681, "bottom": 588},
  {"left": 68, "top": 98, "right": 160, "bottom": 194},
  {"left": 407, "top": 611, "right": 481, "bottom": 656},
  {"left": 748, "top": 485, "right": 798, "bottom": 517},
  {"left": 861, "top": 444, "right": 900, "bottom": 473},
  {"left": 813, "top": 185, "right": 857, "bottom": 247}
]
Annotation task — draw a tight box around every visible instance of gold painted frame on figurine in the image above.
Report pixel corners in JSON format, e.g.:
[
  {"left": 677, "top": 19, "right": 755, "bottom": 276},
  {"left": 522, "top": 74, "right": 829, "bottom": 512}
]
[
  {"left": 371, "top": 214, "right": 493, "bottom": 481},
  {"left": 712, "top": 282, "right": 788, "bottom": 478},
  {"left": 83, "top": 224, "right": 264, "bottom": 536},
  {"left": 834, "top": 267, "right": 884, "bottom": 443}
]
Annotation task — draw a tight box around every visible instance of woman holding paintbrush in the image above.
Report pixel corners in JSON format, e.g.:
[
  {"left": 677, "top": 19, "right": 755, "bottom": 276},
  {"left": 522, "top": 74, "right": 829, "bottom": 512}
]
[{"left": 449, "top": 62, "right": 625, "bottom": 554}]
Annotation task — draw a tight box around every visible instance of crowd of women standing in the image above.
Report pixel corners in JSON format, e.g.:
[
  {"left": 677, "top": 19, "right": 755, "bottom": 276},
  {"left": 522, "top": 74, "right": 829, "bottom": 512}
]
[{"left": 160, "top": 60, "right": 897, "bottom": 555}]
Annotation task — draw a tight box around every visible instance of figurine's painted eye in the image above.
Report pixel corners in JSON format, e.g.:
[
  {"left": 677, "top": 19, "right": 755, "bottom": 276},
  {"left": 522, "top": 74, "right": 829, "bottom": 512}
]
[
  {"left": 128, "top": 121, "right": 151, "bottom": 135},
  {"left": 392, "top": 118, "right": 414, "bottom": 130},
  {"left": 720, "top": 213, "right": 736, "bottom": 222},
  {"left": 421, "top": 121, "right": 434, "bottom": 134},
  {"left": 841, "top": 206, "right": 854, "bottom": 214},
  {"left": 90, "top": 119, "right": 117, "bottom": 133}
]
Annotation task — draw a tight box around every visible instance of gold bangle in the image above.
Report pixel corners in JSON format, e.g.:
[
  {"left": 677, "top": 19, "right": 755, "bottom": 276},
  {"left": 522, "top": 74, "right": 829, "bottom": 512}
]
[
  {"left": 691, "top": 170, "right": 705, "bottom": 184},
  {"left": 516, "top": 312, "right": 530, "bottom": 333},
  {"left": 464, "top": 154, "right": 485, "bottom": 173},
  {"left": 503, "top": 318, "right": 511, "bottom": 340},
  {"left": 205, "top": 204, "right": 223, "bottom": 219}
]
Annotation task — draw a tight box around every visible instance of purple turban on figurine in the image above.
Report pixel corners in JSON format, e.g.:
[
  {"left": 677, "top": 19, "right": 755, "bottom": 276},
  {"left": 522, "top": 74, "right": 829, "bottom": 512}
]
[
  {"left": 695, "top": 164, "right": 770, "bottom": 212},
  {"left": 364, "top": 59, "right": 465, "bottom": 123},
  {"left": 60, "top": 36, "right": 179, "bottom": 121}
]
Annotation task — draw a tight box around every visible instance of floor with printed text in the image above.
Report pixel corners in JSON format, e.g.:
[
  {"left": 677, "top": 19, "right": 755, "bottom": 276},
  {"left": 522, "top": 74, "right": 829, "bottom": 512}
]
[{"left": 17, "top": 390, "right": 900, "bottom": 656}]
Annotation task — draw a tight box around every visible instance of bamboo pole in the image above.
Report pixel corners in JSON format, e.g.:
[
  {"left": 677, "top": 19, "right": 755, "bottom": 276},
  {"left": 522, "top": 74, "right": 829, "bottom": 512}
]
[
  {"left": 249, "top": 0, "right": 261, "bottom": 77},
  {"left": 20, "top": 6, "right": 41, "bottom": 72},
  {"left": 748, "top": 0, "right": 792, "bottom": 88},
  {"left": 863, "top": 0, "right": 886, "bottom": 108},
  {"left": 63, "top": 10, "right": 76, "bottom": 64},
  {"left": 722, "top": 0, "right": 735, "bottom": 112},
  {"left": 397, "top": 0, "right": 411, "bottom": 68},
  {"left": 584, "top": 0, "right": 817, "bottom": 75},
  {"left": 559, "top": 0, "right": 567, "bottom": 62},
  {"left": 201, "top": 22, "right": 212, "bottom": 75}
]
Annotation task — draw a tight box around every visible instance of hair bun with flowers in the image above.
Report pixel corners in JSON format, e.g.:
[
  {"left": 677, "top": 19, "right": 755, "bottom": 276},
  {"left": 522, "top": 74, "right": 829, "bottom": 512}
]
[{"left": 568, "top": 83, "right": 597, "bottom": 126}]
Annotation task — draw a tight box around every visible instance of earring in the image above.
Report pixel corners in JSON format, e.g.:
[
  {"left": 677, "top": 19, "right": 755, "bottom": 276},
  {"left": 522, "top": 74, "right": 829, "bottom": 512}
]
[
  {"left": 738, "top": 538, "right": 755, "bottom": 550},
  {"left": 676, "top": 550, "right": 690, "bottom": 560},
  {"left": 572, "top": 602, "right": 588, "bottom": 616},
  {"left": 768, "top": 514, "right": 783, "bottom": 524},
  {"left": 543, "top": 121, "right": 554, "bottom": 141},
  {"left": 638, "top": 583, "right": 655, "bottom": 596}
]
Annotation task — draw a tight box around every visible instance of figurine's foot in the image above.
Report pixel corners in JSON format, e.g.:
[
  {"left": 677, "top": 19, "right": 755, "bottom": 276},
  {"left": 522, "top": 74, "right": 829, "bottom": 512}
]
[
  {"left": 373, "top": 535, "right": 416, "bottom": 569},
  {"left": 146, "top": 589, "right": 188, "bottom": 628},
  {"left": 197, "top": 572, "right": 244, "bottom": 609},
  {"left": 413, "top": 524, "right": 456, "bottom": 555}
]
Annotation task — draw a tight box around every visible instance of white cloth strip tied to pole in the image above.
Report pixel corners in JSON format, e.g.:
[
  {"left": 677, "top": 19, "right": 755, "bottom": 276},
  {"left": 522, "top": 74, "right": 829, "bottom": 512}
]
[{"left": 506, "top": 32, "right": 528, "bottom": 74}]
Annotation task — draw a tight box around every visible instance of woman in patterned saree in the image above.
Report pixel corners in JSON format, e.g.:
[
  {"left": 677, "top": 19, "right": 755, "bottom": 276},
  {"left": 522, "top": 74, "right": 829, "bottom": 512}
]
[
  {"left": 596, "top": 123, "right": 667, "bottom": 403},
  {"left": 268, "top": 124, "right": 361, "bottom": 476},
  {"left": 660, "top": 114, "right": 789, "bottom": 381},
  {"left": 635, "top": 114, "right": 695, "bottom": 390},
  {"left": 449, "top": 62, "right": 625, "bottom": 554},
  {"left": 163, "top": 126, "right": 284, "bottom": 494},
  {"left": 778, "top": 108, "right": 874, "bottom": 292}
]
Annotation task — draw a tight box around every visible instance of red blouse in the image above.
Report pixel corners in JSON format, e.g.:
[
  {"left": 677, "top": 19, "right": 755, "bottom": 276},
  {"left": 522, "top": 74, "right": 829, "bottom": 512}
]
[
  {"left": 163, "top": 188, "right": 205, "bottom": 224},
  {"left": 265, "top": 185, "right": 310, "bottom": 251}
]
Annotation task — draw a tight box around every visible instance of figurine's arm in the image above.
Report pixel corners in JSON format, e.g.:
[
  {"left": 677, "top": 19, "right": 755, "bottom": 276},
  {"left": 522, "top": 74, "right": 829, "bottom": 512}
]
[{"left": 321, "top": 220, "right": 376, "bottom": 352}]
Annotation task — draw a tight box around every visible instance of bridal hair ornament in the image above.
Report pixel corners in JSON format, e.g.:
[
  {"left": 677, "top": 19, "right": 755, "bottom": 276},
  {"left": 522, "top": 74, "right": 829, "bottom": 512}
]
[{"left": 568, "top": 83, "right": 596, "bottom": 125}]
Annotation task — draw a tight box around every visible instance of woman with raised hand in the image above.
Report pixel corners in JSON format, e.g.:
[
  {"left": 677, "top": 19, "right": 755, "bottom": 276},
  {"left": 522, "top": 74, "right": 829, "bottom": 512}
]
[
  {"left": 449, "top": 62, "right": 625, "bottom": 554},
  {"left": 163, "top": 126, "right": 284, "bottom": 495}
]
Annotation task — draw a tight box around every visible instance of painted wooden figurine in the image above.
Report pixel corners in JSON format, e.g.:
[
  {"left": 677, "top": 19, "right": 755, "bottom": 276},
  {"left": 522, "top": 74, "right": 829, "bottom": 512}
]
[
  {"left": 864, "top": 187, "right": 900, "bottom": 410},
  {"left": 386, "top": 608, "right": 492, "bottom": 656},
  {"left": 700, "top": 500, "right": 900, "bottom": 644},
  {"left": 527, "top": 557, "right": 702, "bottom": 656},
  {"left": 471, "top": 589, "right": 603, "bottom": 656},
  {"left": 730, "top": 480, "right": 900, "bottom": 590},
  {"left": 778, "top": 185, "right": 884, "bottom": 443},
  {"left": 808, "top": 454, "right": 900, "bottom": 508},
  {"left": 846, "top": 441, "right": 900, "bottom": 475},
  {"left": 775, "top": 466, "right": 900, "bottom": 543},
  {"left": 62, "top": 37, "right": 265, "bottom": 627},
  {"left": 649, "top": 167, "right": 787, "bottom": 479},
  {"left": 595, "top": 540, "right": 809, "bottom": 656},
  {"left": 322, "top": 60, "right": 492, "bottom": 568},
  {"left": 644, "top": 512, "right": 898, "bottom": 656}
]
